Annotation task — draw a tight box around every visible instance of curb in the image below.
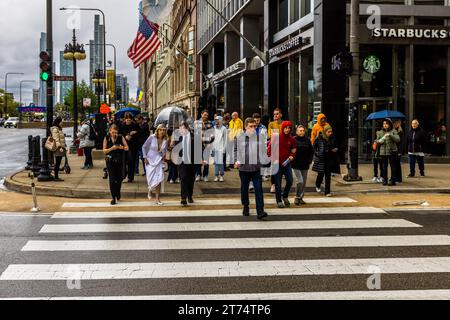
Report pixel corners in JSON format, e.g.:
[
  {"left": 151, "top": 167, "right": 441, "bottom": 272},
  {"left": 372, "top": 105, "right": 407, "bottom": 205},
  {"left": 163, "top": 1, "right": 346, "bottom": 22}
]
[{"left": 5, "top": 170, "right": 450, "bottom": 199}]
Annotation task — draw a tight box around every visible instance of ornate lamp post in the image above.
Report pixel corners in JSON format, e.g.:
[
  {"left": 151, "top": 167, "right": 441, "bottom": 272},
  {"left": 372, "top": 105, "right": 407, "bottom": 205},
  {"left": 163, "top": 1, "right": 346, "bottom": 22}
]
[{"left": 63, "top": 29, "right": 86, "bottom": 153}]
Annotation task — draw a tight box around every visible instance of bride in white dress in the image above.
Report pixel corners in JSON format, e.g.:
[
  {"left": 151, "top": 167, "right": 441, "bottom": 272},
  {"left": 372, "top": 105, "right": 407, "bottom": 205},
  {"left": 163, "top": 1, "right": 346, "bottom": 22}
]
[{"left": 143, "top": 124, "right": 168, "bottom": 205}]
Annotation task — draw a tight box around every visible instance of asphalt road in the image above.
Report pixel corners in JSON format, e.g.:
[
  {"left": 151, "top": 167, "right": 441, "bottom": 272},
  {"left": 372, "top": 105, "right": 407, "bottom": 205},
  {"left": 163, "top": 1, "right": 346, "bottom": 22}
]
[
  {"left": 0, "top": 127, "right": 72, "bottom": 179},
  {"left": 0, "top": 202, "right": 448, "bottom": 300}
]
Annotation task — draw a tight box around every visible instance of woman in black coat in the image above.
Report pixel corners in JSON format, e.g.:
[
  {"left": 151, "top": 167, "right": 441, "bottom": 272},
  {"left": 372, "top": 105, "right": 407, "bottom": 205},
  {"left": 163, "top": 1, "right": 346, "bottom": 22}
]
[
  {"left": 312, "top": 125, "right": 339, "bottom": 197},
  {"left": 291, "top": 125, "right": 314, "bottom": 205},
  {"left": 407, "top": 119, "right": 428, "bottom": 177}
]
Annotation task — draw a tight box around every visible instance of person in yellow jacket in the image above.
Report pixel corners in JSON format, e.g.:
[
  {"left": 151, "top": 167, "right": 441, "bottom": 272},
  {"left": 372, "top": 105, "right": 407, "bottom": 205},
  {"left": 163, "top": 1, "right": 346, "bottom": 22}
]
[
  {"left": 228, "top": 112, "right": 243, "bottom": 140},
  {"left": 311, "top": 113, "right": 330, "bottom": 144},
  {"left": 268, "top": 108, "right": 283, "bottom": 139}
]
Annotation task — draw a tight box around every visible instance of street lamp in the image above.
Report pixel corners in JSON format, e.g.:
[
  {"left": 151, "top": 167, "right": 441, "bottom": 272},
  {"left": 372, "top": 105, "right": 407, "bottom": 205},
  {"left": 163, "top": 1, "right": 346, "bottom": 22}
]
[
  {"left": 60, "top": 7, "right": 107, "bottom": 103},
  {"left": 63, "top": 29, "right": 86, "bottom": 152},
  {"left": 19, "top": 80, "right": 35, "bottom": 124},
  {"left": 2, "top": 72, "right": 24, "bottom": 118},
  {"left": 85, "top": 43, "right": 117, "bottom": 109}
]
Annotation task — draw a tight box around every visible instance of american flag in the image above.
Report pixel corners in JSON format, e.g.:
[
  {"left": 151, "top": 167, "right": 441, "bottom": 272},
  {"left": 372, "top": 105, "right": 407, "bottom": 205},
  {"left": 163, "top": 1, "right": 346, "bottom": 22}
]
[{"left": 128, "top": 15, "right": 161, "bottom": 69}]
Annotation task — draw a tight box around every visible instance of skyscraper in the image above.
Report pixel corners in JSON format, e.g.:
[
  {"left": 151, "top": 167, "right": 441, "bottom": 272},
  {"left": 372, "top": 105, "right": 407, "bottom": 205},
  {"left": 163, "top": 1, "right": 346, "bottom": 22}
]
[
  {"left": 59, "top": 51, "right": 74, "bottom": 103},
  {"left": 89, "top": 14, "right": 105, "bottom": 91}
]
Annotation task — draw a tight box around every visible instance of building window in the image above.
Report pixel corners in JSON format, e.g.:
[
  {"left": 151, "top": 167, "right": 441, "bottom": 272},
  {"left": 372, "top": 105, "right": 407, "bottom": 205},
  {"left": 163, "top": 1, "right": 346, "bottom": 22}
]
[
  {"left": 188, "top": 55, "right": 195, "bottom": 91},
  {"left": 278, "top": 0, "right": 289, "bottom": 31},
  {"left": 188, "top": 29, "right": 195, "bottom": 51}
]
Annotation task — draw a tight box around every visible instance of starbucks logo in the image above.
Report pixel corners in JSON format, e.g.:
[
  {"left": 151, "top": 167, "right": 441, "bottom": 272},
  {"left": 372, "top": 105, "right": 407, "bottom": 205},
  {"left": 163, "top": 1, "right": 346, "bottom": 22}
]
[{"left": 363, "top": 55, "right": 381, "bottom": 74}]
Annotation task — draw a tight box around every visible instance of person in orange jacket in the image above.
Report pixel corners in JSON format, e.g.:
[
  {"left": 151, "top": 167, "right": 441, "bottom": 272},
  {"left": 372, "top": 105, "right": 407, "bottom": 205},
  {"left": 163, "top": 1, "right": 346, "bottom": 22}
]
[{"left": 311, "top": 113, "right": 330, "bottom": 144}]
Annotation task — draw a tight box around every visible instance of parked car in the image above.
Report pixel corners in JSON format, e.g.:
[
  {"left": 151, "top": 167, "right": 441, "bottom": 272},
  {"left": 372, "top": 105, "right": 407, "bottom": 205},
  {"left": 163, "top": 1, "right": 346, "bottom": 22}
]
[
  {"left": 0, "top": 118, "right": 5, "bottom": 127},
  {"left": 4, "top": 117, "right": 19, "bottom": 128}
]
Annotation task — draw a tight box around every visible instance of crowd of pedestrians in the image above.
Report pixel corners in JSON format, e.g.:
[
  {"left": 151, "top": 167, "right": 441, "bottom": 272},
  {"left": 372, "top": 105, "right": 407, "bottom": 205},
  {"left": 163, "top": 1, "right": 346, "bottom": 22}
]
[{"left": 55, "top": 107, "right": 436, "bottom": 213}]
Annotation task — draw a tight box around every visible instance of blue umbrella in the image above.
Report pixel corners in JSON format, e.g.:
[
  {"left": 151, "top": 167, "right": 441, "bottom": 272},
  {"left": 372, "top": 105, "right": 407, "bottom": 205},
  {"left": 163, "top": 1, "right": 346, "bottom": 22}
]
[
  {"left": 366, "top": 110, "right": 406, "bottom": 121},
  {"left": 114, "top": 107, "right": 141, "bottom": 119}
]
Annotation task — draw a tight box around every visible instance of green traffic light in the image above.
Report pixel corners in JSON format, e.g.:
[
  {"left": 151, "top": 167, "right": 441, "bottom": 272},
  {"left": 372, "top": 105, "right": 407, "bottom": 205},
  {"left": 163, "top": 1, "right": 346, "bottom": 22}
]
[{"left": 40, "top": 72, "right": 49, "bottom": 81}]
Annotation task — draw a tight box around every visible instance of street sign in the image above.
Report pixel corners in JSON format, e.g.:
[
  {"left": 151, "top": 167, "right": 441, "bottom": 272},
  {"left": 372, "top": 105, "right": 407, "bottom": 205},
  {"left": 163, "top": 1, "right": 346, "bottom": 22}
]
[
  {"left": 83, "top": 98, "right": 91, "bottom": 107},
  {"left": 54, "top": 75, "right": 75, "bottom": 81}
]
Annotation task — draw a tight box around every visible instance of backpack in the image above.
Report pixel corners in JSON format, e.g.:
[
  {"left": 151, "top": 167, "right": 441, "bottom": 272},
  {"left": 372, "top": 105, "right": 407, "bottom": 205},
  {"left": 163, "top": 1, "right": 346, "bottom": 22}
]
[{"left": 88, "top": 123, "right": 97, "bottom": 141}]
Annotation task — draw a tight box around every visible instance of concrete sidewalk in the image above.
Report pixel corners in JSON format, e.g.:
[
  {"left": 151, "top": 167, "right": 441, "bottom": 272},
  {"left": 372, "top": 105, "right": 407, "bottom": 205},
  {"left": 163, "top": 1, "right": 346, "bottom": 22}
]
[{"left": 5, "top": 153, "right": 450, "bottom": 199}]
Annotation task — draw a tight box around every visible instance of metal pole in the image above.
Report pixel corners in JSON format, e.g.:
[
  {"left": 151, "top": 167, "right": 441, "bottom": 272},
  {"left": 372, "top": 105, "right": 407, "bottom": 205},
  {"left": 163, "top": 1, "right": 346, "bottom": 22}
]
[
  {"left": 203, "top": 0, "right": 267, "bottom": 64},
  {"left": 73, "top": 44, "right": 78, "bottom": 148},
  {"left": 38, "top": 0, "right": 54, "bottom": 182},
  {"left": 344, "top": 0, "right": 362, "bottom": 182}
]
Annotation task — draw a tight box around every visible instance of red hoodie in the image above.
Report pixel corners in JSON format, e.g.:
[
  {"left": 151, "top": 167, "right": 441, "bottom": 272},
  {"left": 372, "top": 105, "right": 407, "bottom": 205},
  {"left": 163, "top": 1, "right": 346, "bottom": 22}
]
[{"left": 268, "top": 121, "right": 296, "bottom": 163}]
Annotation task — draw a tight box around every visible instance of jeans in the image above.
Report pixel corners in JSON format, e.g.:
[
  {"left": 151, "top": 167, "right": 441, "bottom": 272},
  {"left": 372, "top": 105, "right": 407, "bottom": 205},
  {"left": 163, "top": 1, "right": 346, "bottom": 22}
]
[
  {"left": 214, "top": 164, "right": 224, "bottom": 177},
  {"left": 126, "top": 148, "right": 139, "bottom": 181},
  {"left": 239, "top": 170, "right": 264, "bottom": 214},
  {"left": 83, "top": 147, "right": 93, "bottom": 167},
  {"left": 373, "top": 157, "right": 382, "bottom": 178},
  {"left": 196, "top": 164, "right": 209, "bottom": 178},
  {"left": 135, "top": 147, "right": 146, "bottom": 174},
  {"left": 409, "top": 155, "right": 425, "bottom": 176},
  {"left": 168, "top": 162, "right": 179, "bottom": 181},
  {"left": 381, "top": 155, "right": 397, "bottom": 183},
  {"left": 293, "top": 169, "right": 309, "bottom": 199},
  {"left": 316, "top": 170, "right": 331, "bottom": 195},
  {"left": 274, "top": 163, "right": 293, "bottom": 203}
]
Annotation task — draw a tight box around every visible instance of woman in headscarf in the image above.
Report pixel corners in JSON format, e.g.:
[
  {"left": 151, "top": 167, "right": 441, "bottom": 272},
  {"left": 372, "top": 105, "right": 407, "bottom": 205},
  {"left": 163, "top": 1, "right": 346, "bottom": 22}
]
[
  {"left": 312, "top": 125, "right": 339, "bottom": 197},
  {"left": 142, "top": 124, "right": 168, "bottom": 205}
]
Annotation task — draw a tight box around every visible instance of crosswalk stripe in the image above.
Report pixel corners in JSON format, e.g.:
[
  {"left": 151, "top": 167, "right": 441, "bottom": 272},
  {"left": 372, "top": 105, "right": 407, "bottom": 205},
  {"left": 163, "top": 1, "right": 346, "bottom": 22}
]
[
  {"left": 52, "top": 207, "right": 385, "bottom": 219},
  {"left": 2, "top": 290, "right": 449, "bottom": 300},
  {"left": 21, "top": 235, "right": 450, "bottom": 251},
  {"left": 1, "top": 257, "right": 449, "bottom": 281},
  {"left": 61, "top": 197, "right": 357, "bottom": 208},
  {"left": 39, "top": 219, "right": 421, "bottom": 234}
]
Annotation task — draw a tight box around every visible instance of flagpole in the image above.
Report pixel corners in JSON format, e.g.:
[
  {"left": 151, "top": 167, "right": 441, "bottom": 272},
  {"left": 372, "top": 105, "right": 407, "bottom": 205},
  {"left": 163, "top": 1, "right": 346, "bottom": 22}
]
[{"left": 140, "top": 12, "right": 212, "bottom": 84}]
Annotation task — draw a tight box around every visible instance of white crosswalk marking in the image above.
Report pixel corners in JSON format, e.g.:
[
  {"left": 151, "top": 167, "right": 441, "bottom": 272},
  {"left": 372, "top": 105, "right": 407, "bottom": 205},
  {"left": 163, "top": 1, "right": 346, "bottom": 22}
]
[
  {"left": 39, "top": 219, "right": 421, "bottom": 233},
  {"left": 61, "top": 197, "right": 357, "bottom": 208},
  {"left": 1, "top": 202, "right": 449, "bottom": 300}
]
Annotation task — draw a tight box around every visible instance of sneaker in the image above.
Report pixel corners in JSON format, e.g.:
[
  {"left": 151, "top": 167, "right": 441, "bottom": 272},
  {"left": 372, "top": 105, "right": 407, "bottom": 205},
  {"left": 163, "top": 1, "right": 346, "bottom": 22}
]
[
  {"left": 420, "top": 173, "right": 425, "bottom": 177},
  {"left": 283, "top": 197, "right": 291, "bottom": 208},
  {"left": 315, "top": 187, "right": 321, "bottom": 193},
  {"left": 249, "top": 182, "right": 254, "bottom": 191},
  {"left": 203, "top": 177, "right": 209, "bottom": 182},
  {"left": 372, "top": 177, "right": 378, "bottom": 183},
  {"left": 110, "top": 199, "right": 116, "bottom": 205},
  {"left": 270, "top": 184, "right": 276, "bottom": 193},
  {"left": 169, "top": 180, "right": 174, "bottom": 184},
  {"left": 181, "top": 199, "right": 188, "bottom": 206},
  {"left": 195, "top": 176, "right": 201, "bottom": 182},
  {"left": 325, "top": 193, "right": 332, "bottom": 197},
  {"left": 277, "top": 202, "right": 285, "bottom": 208},
  {"left": 388, "top": 180, "right": 396, "bottom": 186},
  {"left": 175, "top": 178, "right": 180, "bottom": 183},
  {"left": 377, "top": 177, "right": 384, "bottom": 183},
  {"left": 156, "top": 201, "right": 163, "bottom": 206},
  {"left": 262, "top": 176, "right": 269, "bottom": 182},
  {"left": 80, "top": 166, "right": 87, "bottom": 170},
  {"left": 294, "top": 197, "right": 301, "bottom": 206},
  {"left": 219, "top": 176, "right": 224, "bottom": 182},
  {"left": 243, "top": 206, "right": 250, "bottom": 217},
  {"left": 257, "top": 212, "right": 268, "bottom": 220},
  {"left": 188, "top": 197, "right": 194, "bottom": 204},
  {"left": 406, "top": 174, "right": 415, "bottom": 178},
  {"left": 214, "top": 176, "right": 219, "bottom": 182}
]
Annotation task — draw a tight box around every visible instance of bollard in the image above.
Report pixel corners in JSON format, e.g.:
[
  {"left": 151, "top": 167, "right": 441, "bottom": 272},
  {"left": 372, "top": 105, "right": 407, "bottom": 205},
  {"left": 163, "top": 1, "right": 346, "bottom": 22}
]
[
  {"left": 29, "top": 172, "right": 40, "bottom": 213},
  {"left": 38, "top": 138, "right": 54, "bottom": 182},
  {"left": 31, "top": 136, "right": 42, "bottom": 177},
  {"left": 25, "top": 135, "right": 33, "bottom": 170}
]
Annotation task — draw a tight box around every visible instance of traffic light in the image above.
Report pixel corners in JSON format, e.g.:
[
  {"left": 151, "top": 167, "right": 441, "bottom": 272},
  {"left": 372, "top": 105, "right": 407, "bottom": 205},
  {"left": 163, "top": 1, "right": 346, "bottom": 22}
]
[
  {"left": 331, "top": 50, "right": 353, "bottom": 76},
  {"left": 39, "top": 51, "right": 51, "bottom": 82}
]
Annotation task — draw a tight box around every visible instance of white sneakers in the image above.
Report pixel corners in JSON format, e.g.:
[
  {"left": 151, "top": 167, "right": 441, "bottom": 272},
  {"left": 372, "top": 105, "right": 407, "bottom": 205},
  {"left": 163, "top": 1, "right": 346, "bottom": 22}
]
[
  {"left": 203, "top": 177, "right": 209, "bottom": 182},
  {"left": 219, "top": 176, "right": 224, "bottom": 182},
  {"left": 316, "top": 187, "right": 321, "bottom": 193},
  {"left": 214, "top": 176, "right": 225, "bottom": 182},
  {"left": 372, "top": 177, "right": 378, "bottom": 183},
  {"left": 270, "top": 184, "right": 276, "bottom": 193},
  {"left": 214, "top": 176, "right": 219, "bottom": 182},
  {"left": 195, "top": 176, "right": 201, "bottom": 182},
  {"left": 249, "top": 181, "right": 254, "bottom": 191}
]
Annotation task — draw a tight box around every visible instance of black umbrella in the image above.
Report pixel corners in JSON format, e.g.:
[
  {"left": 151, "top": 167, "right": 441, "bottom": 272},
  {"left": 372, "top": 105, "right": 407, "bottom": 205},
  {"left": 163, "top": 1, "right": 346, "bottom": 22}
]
[{"left": 153, "top": 106, "right": 190, "bottom": 131}]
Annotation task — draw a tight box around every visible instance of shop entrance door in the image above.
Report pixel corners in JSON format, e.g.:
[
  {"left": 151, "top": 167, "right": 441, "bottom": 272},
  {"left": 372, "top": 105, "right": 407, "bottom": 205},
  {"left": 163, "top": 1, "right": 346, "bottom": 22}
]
[{"left": 358, "top": 97, "right": 393, "bottom": 161}]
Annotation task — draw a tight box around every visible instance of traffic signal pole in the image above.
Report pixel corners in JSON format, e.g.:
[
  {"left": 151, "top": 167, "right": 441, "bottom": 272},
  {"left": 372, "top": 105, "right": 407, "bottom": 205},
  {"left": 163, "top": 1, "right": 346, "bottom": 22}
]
[
  {"left": 344, "top": 0, "right": 362, "bottom": 182},
  {"left": 38, "top": 0, "right": 54, "bottom": 181}
]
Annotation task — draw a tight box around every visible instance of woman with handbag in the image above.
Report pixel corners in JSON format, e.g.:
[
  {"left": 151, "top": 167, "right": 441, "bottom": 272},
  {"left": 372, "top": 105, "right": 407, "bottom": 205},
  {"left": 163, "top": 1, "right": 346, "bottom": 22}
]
[
  {"left": 50, "top": 117, "right": 67, "bottom": 182},
  {"left": 103, "top": 124, "right": 129, "bottom": 205},
  {"left": 142, "top": 124, "right": 168, "bottom": 205}
]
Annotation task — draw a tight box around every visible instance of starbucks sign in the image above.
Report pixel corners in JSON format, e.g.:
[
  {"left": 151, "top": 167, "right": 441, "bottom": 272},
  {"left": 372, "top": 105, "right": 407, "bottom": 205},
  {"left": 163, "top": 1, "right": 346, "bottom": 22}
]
[{"left": 363, "top": 55, "right": 381, "bottom": 74}]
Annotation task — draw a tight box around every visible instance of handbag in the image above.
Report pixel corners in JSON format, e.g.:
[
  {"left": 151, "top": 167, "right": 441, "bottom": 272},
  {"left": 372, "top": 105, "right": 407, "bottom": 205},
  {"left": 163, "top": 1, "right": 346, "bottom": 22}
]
[{"left": 45, "top": 136, "right": 57, "bottom": 152}]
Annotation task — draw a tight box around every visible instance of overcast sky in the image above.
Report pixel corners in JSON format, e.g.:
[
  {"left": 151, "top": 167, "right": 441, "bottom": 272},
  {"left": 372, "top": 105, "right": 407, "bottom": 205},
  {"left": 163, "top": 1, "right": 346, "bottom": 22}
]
[{"left": 0, "top": 0, "right": 142, "bottom": 105}]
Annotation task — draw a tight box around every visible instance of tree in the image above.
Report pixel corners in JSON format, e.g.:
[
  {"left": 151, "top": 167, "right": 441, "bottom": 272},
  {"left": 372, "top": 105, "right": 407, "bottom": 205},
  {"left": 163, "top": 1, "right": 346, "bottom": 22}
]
[
  {"left": 0, "top": 89, "right": 20, "bottom": 117},
  {"left": 63, "top": 80, "right": 98, "bottom": 117}
]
